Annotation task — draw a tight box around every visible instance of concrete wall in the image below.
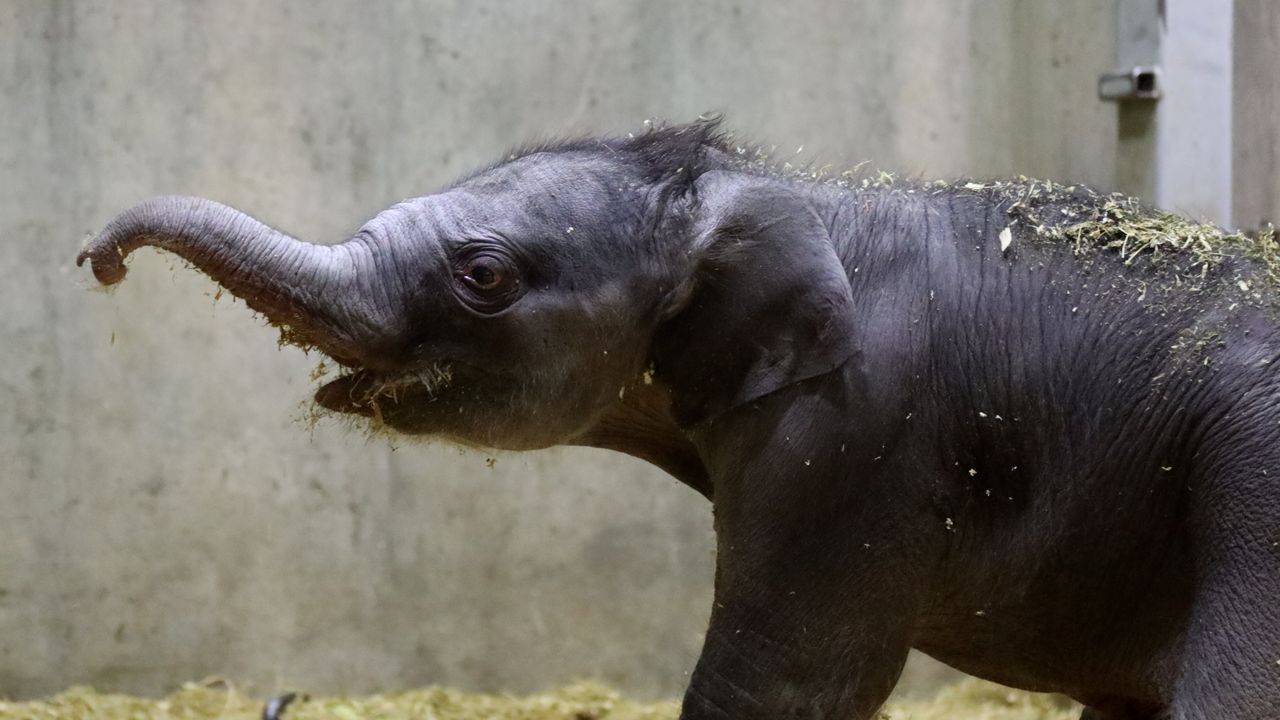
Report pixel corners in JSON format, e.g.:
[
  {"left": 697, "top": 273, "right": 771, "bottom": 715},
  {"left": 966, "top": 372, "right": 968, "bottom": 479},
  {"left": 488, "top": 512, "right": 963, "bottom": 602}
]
[
  {"left": 1235, "top": 0, "right": 1280, "bottom": 229},
  {"left": 0, "top": 0, "right": 1123, "bottom": 701}
]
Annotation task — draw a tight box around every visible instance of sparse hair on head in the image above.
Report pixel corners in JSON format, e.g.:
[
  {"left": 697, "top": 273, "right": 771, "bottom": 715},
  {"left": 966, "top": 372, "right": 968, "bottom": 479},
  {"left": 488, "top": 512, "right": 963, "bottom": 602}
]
[
  {"left": 483, "top": 116, "right": 729, "bottom": 190},
  {"left": 613, "top": 115, "right": 729, "bottom": 187}
]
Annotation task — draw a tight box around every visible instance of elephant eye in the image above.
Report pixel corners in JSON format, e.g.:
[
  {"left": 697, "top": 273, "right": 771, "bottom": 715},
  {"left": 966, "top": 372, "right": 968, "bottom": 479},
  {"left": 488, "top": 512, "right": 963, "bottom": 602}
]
[
  {"left": 453, "top": 247, "right": 522, "bottom": 313},
  {"left": 464, "top": 259, "right": 503, "bottom": 290}
]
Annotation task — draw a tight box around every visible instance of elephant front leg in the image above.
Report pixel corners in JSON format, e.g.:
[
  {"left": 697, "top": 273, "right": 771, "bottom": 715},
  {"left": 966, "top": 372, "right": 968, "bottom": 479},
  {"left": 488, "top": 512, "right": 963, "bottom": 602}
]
[
  {"left": 681, "top": 609, "right": 913, "bottom": 720},
  {"left": 675, "top": 382, "right": 941, "bottom": 719},
  {"left": 678, "top": 529, "right": 927, "bottom": 720}
]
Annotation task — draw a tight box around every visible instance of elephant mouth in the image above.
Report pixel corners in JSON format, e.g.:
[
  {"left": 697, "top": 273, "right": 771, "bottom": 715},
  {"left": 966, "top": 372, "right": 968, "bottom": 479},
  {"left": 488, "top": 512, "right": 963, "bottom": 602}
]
[{"left": 313, "top": 363, "right": 453, "bottom": 417}]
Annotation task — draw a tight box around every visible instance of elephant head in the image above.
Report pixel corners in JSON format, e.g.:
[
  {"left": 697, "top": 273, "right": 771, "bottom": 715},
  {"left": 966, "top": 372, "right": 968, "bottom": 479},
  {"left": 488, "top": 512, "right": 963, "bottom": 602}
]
[{"left": 78, "top": 120, "right": 860, "bottom": 495}]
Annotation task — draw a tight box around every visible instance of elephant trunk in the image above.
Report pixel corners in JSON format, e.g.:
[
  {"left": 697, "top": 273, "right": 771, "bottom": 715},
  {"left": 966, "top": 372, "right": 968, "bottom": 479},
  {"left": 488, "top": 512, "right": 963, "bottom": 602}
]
[{"left": 77, "top": 195, "right": 381, "bottom": 366}]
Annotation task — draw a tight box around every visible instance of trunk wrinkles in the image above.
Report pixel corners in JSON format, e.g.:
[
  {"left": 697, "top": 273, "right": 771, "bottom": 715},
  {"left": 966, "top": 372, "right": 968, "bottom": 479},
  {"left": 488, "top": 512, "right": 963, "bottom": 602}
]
[{"left": 77, "top": 195, "right": 383, "bottom": 366}]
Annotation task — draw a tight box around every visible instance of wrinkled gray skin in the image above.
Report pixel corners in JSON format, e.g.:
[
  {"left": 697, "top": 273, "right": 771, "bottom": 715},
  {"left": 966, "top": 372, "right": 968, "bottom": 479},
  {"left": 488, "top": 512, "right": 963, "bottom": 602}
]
[{"left": 79, "top": 122, "right": 1280, "bottom": 719}]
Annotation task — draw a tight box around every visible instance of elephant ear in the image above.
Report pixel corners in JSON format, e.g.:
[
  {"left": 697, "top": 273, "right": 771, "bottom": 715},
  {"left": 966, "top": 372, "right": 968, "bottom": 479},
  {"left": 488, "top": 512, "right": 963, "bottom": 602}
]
[{"left": 653, "top": 179, "right": 860, "bottom": 426}]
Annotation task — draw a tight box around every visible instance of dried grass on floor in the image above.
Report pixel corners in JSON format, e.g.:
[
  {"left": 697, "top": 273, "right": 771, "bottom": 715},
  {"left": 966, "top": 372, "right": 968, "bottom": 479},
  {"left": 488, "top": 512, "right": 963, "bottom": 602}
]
[{"left": 0, "top": 678, "right": 1080, "bottom": 720}]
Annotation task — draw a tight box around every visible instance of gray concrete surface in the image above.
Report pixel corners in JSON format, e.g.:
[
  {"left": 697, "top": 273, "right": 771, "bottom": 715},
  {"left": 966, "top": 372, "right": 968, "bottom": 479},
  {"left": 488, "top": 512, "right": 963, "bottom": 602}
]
[
  {"left": 0, "top": 0, "right": 1137, "bottom": 702},
  {"left": 1235, "top": 0, "right": 1280, "bottom": 230}
]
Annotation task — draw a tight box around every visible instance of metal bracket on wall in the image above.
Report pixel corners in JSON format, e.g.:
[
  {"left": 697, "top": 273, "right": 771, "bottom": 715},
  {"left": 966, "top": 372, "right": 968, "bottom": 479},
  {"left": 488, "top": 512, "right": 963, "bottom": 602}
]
[
  {"left": 1098, "top": 66, "right": 1162, "bottom": 101},
  {"left": 1108, "top": 0, "right": 1232, "bottom": 227}
]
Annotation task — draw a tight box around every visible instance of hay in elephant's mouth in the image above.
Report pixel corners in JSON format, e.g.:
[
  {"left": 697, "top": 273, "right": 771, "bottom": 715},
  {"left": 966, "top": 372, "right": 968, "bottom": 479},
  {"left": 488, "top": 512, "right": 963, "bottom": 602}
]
[
  {"left": 311, "top": 363, "right": 453, "bottom": 417},
  {"left": 0, "top": 678, "right": 1080, "bottom": 719}
]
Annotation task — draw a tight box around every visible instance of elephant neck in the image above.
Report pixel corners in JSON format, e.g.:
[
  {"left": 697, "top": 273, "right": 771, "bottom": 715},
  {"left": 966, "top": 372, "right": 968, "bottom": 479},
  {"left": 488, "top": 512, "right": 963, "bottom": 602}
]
[{"left": 572, "top": 381, "right": 712, "bottom": 500}]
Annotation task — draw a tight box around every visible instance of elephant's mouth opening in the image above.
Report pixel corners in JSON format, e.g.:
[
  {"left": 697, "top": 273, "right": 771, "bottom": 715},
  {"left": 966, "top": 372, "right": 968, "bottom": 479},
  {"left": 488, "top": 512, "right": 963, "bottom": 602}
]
[{"left": 313, "top": 363, "right": 453, "bottom": 418}]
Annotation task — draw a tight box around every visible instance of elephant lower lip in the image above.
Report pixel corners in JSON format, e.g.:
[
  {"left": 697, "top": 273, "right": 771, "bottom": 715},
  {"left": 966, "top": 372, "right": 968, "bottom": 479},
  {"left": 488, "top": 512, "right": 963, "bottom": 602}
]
[
  {"left": 314, "top": 372, "right": 378, "bottom": 415},
  {"left": 313, "top": 362, "right": 454, "bottom": 416}
]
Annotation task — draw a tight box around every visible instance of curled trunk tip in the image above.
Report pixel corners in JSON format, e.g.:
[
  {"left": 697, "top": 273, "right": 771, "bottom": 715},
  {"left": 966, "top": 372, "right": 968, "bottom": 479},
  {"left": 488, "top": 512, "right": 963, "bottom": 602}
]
[
  {"left": 76, "top": 196, "right": 215, "bottom": 286},
  {"left": 77, "top": 240, "right": 133, "bottom": 285}
]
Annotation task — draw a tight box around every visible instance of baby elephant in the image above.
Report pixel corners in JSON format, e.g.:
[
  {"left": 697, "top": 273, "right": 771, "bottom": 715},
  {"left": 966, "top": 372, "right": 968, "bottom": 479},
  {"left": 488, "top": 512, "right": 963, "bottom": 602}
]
[{"left": 78, "top": 120, "right": 1280, "bottom": 719}]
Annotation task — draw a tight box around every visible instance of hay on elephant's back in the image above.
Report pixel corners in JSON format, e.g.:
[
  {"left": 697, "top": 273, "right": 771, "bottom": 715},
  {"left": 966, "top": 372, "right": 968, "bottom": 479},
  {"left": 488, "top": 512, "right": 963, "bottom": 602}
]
[{"left": 0, "top": 678, "right": 1079, "bottom": 719}]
